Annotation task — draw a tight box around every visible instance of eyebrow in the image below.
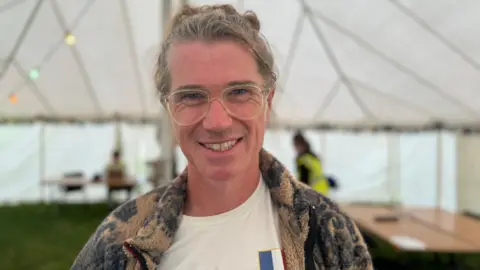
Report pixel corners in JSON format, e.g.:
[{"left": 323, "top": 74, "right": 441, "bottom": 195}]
[
  {"left": 227, "top": 80, "right": 257, "bottom": 86},
  {"left": 174, "top": 80, "right": 258, "bottom": 91}
]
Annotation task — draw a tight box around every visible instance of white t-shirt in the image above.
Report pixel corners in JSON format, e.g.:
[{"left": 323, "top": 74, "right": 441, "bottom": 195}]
[{"left": 157, "top": 177, "right": 285, "bottom": 270}]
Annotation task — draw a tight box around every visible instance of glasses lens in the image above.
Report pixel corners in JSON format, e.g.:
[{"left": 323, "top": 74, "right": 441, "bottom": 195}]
[
  {"left": 167, "top": 90, "right": 209, "bottom": 125},
  {"left": 222, "top": 85, "right": 264, "bottom": 119},
  {"left": 166, "top": 85, "right": 265, "bottom": 125}
]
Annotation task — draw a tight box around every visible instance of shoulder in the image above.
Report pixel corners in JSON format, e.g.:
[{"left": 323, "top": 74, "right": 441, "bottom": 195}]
[
  {"left": 298, "top": 153, "right": 319, "bottom": 165},
  {"left": 300, "top": 188, "right": 373, "bottom": 269},
  {"left": 296, "top": 154, "right": 310, "bottom": 164},
  {"left": 71, "top": 185, "right": 168, "bottom": 269},
  {"left": 107, "top": 184, "right": 167, "bottom": 235}
]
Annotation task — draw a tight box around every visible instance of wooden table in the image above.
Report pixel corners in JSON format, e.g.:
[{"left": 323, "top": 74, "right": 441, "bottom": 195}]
[
  {"left": 106, "top": 177, "right": 137, "bottom": 206},
  {"left": 40, "top": 177, "right": 87, "bottom": 186},
  {"left": 40, "top": 176, "right": 137, "bottom": 203},
  {"left": 341, "top": 204, "right": 479, "bottom": 253},
  {"left": 401, "top": 207, "right": 480, "bottom": 248}
]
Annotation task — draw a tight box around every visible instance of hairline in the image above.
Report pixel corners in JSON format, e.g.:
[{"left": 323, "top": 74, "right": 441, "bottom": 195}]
[{"left": 162, "top": 38, "right": 273, "bottom": 96}]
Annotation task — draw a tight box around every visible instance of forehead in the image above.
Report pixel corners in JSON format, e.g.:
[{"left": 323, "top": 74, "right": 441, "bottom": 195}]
[{"left": 168, "top": 41, "right": 263, "bottom": 89}]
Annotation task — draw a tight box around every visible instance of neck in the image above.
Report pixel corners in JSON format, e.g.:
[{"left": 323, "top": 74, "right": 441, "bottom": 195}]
[
  {"left": 299, "top": 149, "right": 309, "bottom": 155},
  {"left": 184, "top": 161, "right": 260, "bottom": 217}
]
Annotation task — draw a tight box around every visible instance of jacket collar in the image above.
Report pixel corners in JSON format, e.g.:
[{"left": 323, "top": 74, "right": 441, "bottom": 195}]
[{"left": 124, "top": 148, "right": 310, "bottom": 265}]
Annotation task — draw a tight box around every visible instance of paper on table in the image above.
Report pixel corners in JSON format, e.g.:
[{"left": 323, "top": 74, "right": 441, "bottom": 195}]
[{"left": 390, "top": 235, "right": 427, "bottom": 250}]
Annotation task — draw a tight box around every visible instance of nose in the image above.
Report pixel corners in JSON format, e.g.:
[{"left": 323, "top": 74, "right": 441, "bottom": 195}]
[{"left": 202, "top": 99, "right": 232, "bottom": 131}]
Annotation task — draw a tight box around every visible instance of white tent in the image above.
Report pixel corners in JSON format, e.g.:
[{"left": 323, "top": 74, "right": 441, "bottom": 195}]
[
  {"left": 1, "top": 0, "right": 480, "bottom": 213},
  {"left": 1, "top": 0, "right": 480, "bottom": 128},
  {"left": 1, "top": 0, "right": 168, "bottom": 122}
]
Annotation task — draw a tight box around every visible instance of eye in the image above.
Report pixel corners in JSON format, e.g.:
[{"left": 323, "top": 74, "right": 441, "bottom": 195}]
[
  {"left": 171, "top": 91, "right": 208, "bottom": 106},
  {"left": 225, "top": 87, "right": 252, "bottom": 102},
  {"left": 180, "top": 92, "right": 204, "bottom": 100},
  {"left": 224, "top": 86, "right": 262, "bottom": 103},
  {"left": 230, "top": 88, "right": 249, "bottom": 95}
]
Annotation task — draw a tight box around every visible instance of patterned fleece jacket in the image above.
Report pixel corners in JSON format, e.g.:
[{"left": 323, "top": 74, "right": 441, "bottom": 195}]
[{"left": 71, "top": 148, "right": 373, "bottom": 270}]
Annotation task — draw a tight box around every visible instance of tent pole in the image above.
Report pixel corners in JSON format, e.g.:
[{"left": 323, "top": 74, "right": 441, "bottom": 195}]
[
  {"left": 387, "top": 133, "right": 400, "bottom": 209},
  {"left": 39, "top": 123, "right": 46, "bottom": 203},
  {"left": 161, "top": 118, "right": 173, "bottom": 184},
  {"left": 436, "top": 131, "right": 443, "bottom": 209},
  {"left": 320, "top": 132, "right": 326, "bottom": 166},
  {"left": 162, "top": 0, "right": 172, "bottom": 29},
  {"left": 237, "top": 0, "right": 244, "bottom": 11},
  {"left": 160, "top": 0, "right": 174, "bottom": 185},
  {"left": 387, "top": 133, "right": 393, "bottom": 205},
  {"left": 134, "top": 125, "right": 140, "bottom": 178}
]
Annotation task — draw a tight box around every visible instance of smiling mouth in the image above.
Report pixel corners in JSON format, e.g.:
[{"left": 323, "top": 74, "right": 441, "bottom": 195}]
[{"left": 198, "top": 138, "right": 243, "bottom": 152}]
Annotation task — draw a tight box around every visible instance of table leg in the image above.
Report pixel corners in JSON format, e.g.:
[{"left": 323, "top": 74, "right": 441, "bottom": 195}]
[{"left": 107, "top": 188, "right": 114, "bottom": 209}]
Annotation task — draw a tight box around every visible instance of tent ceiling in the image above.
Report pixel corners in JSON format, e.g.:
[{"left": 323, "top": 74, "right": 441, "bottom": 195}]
[
  {"left": 1, "top": 0, "right": 480, "bottom": 128},
  {"left": 0, "top": 0, "right": 164, "bottom": 122}
]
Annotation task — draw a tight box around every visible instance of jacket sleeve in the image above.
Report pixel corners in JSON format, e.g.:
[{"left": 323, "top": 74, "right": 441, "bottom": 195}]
[
  {"left": 71, "top": 215, "right": 128, "bottom": 270},
  {"left": 298, "top": 164, "right": 310, "bottom": 185},
  {"left": 314, "top": 209, "right": 374, "bottom": 270},
  {"left": 71, "top": 230, "right": 104, "bottom": 270}
]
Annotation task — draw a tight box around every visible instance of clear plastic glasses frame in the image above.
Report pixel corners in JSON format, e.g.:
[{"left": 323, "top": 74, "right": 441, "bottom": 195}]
[{"left": 163, "top": 83, "right": 268, "bottom": 126}]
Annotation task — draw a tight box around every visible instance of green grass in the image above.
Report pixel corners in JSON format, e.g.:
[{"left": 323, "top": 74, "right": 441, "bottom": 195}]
[
  {"left": 0, "top": 203, "right": 108, "bottom": 270},
  {"left": 0, "top": 203, "right": 479, "bottom": 270}
]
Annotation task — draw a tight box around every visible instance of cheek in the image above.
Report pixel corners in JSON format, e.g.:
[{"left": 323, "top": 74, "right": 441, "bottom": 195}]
[
  {"left": 247, "top": 119, "right": 266, "bottom": 148},
  {"left": 174, "top": 126, "right": 194, "bottom": 148}
]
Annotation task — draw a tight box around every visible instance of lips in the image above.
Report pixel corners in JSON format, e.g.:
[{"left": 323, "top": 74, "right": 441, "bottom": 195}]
[{"left": 199, "top": 138, "right": 243, "bottom": 152}]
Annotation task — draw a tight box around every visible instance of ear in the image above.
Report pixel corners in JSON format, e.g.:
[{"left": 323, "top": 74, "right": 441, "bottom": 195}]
[
  {"left": 265, "top": 88, "right": 276, "bottom": 122},
  {"left": 267, "top": 88, "right": 276, "bottom": 108}
]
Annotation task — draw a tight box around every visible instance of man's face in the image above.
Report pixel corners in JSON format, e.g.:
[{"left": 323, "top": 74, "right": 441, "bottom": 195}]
[{"left": 167, "top": 40, "right": 273, "bottom": 181}]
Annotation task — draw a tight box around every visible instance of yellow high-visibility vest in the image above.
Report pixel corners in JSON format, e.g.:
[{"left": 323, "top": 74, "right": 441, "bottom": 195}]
[{"left": 296, "top": 153, "right": 329, "bottom": 196}]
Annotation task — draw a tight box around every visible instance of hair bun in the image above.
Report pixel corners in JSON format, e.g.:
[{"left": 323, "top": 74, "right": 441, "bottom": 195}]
[
  {"left": 243, "top": 11, "right": 261, "bottom": 32},
  {"left": 170, "top": 5, "right": 197, "bottom": 28},
  {"left": 213, "top": 4, "right": 238, "bottom": 15},
  {"left": 172, "top": 5, "right": 261, "bottom": 33}
]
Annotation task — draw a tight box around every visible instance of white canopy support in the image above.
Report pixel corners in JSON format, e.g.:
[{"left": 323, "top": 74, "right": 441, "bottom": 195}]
[
  {"left": 160, "top": 0, "right": 174, "bottom": 184},
  {"left": 1, "top": 0, "right": 480, "bottom": 129},
  {"left": 387, "top": 133, "right": 401, "bottom": 205},
  {"left": 435, "top": 131, "right": 443, "bottom": 208},
  {"left": 39, "top": 123, "right": 46, "bottom": 201}
]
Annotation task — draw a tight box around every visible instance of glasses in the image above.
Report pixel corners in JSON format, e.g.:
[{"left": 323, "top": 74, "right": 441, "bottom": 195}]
[{"left": 163, "top": 84, "right": 267, "bottom": 126}]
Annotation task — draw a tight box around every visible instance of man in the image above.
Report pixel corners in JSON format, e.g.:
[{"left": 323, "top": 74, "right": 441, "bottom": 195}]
[
  {"left": 293, "top": 131, "right": 330, "bottom": 196},
  {"left": 105, "top": 150, "right": 132, "bottom": 207},
  {"left": 72, "top": 4, "right": 372, "bottom": 270},
  {"left": 105, "top": 150, "right": 126, "bottom": 175}
]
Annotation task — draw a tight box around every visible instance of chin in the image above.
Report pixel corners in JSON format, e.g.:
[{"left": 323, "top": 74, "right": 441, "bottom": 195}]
[{"left": 204, "top": 163, "right": 241, "bottom": 182}]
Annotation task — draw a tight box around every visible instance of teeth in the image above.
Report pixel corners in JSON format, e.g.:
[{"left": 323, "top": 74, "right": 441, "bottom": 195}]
[{"left": 204, "top": 140, "right": 237, "bottom": 152}]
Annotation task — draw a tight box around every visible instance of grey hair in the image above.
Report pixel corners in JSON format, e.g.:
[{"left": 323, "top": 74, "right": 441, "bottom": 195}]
[{"left": 155, "top": 4, "right": 277, "bottom": 102}]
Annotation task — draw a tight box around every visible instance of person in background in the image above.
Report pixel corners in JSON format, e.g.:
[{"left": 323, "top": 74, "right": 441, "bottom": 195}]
[
  {"left": 105, "top": 150, "right": 127, "bottom": 175},
  {"left": 293, "top": 131, "right": 330, "bottom": 196}
]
